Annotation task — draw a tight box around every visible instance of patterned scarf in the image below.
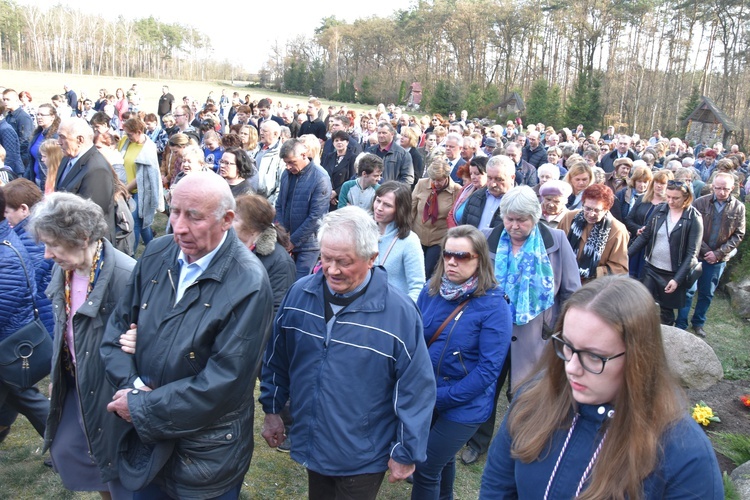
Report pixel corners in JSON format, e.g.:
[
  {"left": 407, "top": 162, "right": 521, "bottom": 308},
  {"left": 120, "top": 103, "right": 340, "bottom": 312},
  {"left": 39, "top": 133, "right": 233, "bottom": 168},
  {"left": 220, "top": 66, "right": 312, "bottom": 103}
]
[
  {"left": 439, "top": 274, "right": 478, "bottom": 301},
  {"left": 62, "top": 240, "right": 104, "bottom": 375},
  {"left": 423, "top": 181, "right": 447, "bottom": 224},
  {"left": 567, "top": 211, "right": 612, "bottom": 280},
  {"left": 495, "top": 226, "right": 555, "bottom": 325}
]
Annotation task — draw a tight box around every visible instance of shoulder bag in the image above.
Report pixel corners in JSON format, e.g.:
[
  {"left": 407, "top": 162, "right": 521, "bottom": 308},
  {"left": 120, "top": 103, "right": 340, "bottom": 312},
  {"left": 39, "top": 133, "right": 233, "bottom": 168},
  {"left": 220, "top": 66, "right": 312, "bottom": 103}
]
[{"left": 0, "top": 240, "right": 53, "bottom": 389}]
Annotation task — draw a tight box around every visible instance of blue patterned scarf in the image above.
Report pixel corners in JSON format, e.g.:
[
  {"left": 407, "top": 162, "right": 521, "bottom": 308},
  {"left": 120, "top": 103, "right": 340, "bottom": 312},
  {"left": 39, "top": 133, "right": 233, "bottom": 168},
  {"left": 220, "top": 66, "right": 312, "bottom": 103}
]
[
  {"left": 439, "top": 274, "right": 478, "bottom": 301},
  {"left": 495, "top": 225, "right": 555, "bottom": 325}
]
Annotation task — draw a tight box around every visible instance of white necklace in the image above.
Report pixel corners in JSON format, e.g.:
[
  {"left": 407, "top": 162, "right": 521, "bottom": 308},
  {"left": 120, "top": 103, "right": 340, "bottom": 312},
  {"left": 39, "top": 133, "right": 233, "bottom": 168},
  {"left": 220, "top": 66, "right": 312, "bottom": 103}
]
[{"left": 543, "top": 412, "right": 611, "bottom": 499}]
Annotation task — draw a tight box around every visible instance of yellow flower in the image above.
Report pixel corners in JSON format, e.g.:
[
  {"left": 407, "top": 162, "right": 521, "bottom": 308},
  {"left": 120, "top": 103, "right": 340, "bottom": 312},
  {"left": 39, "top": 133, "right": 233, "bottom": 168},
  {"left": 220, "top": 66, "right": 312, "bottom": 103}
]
[{"left": 691, "top": 402, "right": 718, "bottom": 426}]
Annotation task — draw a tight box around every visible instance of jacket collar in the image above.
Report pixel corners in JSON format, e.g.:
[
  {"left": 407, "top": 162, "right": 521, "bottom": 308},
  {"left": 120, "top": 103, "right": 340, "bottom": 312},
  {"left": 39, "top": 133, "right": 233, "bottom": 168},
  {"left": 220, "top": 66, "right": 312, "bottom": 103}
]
[
  {"left": 161, "top": 228, "right": 242, "bottom": 285},
  {"left": 301, "top": 267, "right": 388, "bottom": 314}
]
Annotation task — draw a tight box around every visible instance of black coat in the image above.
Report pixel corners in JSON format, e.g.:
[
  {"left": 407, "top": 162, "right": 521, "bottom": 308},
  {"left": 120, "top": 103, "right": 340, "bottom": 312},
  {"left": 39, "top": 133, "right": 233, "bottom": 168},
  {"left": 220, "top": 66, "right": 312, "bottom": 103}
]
[
  {"left": 460, "top": 187, "right": 503, "bottom": 229},
  {"left": 55, "top": 146, "right": 116, "bottom": 242},
  {"left": 321, "top": 150, "right": 357, "bottom": 209},
  {"left": 628, "top": 204, "right": 703, "bottom": 285}
]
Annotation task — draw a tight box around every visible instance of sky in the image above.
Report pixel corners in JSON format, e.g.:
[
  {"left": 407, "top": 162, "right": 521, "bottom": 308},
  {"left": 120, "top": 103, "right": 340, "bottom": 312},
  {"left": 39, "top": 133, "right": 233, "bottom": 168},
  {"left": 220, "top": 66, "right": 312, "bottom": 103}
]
[{"left": 28, "top": 0, "right": 414, "bottom": 72}]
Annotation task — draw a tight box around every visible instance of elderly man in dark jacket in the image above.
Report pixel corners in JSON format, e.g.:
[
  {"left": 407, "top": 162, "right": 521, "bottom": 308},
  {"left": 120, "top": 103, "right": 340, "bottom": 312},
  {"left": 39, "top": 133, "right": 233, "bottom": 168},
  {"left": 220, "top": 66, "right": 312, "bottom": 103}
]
[
  {"left": 275, "top": 138, "right": 332, "bottom": 280},
  {"left": 102, "top": 172, "right": 274, "bottom": 498}
]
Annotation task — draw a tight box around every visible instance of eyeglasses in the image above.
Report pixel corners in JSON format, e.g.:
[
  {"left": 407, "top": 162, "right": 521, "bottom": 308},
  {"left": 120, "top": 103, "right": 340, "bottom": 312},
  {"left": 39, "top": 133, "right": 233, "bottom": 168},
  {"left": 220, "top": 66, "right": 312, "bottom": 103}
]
[
  {"left": 582, "top": 205, "right": 606, "bottom": 215},
  {"left": 36, "top": 113, "right": 51, "bottom": 117},
  {"left": 219, "top": 160, "right": 235, "bottom": 166},
  {"left": 551, "top": 333, "right": 625, "bottom": 374},
  {"left": 442, "top": 251, "right": 478, "bottom": 262}
]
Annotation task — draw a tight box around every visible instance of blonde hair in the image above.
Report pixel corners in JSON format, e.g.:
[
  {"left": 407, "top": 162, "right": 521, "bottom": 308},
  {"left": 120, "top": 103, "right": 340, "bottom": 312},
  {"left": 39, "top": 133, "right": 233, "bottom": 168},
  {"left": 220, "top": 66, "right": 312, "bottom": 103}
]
[{"left": 39, "top": 139, "right": 64, "bottom": 194}]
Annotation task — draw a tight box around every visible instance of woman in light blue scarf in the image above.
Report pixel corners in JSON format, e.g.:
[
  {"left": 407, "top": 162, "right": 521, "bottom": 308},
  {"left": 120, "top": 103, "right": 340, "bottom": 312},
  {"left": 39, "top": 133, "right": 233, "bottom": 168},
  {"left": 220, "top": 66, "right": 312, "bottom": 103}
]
[{"left": 458, "top": 186, "right": 581, "bottom": 466}]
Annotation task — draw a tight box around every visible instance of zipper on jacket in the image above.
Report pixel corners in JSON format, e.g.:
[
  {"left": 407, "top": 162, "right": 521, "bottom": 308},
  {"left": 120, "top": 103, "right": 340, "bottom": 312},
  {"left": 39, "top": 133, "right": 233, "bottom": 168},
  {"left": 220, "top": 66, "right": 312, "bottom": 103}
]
[
  {"left": 71, "top": 314, "right": 97, "bottom": 460},
  {"left": 454, "top": 350, "right": 469, "bottom": 376},
  {"left": 435, "top": 309, "right": 464, "bottom": 379}
]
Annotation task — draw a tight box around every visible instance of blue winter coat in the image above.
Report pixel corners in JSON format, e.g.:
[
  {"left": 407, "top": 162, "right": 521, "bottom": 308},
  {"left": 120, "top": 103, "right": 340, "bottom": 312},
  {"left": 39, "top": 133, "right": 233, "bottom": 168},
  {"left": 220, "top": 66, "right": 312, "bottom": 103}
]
[
  {"left": 417, "top": 285, "right": 511, "bottom": 424},
  {"left": 480, "top": 402, "right": 723, "bottom": 498},
  {"left": 0, "top": 220, "right": 35, "bottom": 341},
  {"left": 274, "top": 162, "right": 331, "bottom": 252},
  {"left": 260, "top": 267, "right": 436, "bottom": 476},
  {"left": 13, "top": 217, "right": 54, "bottom": 335}
]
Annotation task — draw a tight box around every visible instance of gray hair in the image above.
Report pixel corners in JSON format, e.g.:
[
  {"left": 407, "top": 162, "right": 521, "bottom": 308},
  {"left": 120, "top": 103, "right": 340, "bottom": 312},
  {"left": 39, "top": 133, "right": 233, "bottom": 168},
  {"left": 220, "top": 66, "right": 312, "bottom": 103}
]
[
  {"left": 487, "top": 155, "right": 515, "bottom": 176},
  {"left": 28, "top": 192, "right": 108, "bottom": 249},
  {"left": 426, "top": 158, "right": 452, "bottom": 180},
  {"left": 318, "top": 206, "right": 378, "bottom": 260},
  {"left": 377, "top": 121, "right": 396, "bottom": 135},
  {"left": 499, "top": 186, "right": 542, "bottom": 225},
  {"left": 182, "top": 144, "right": 205, "bottom": 165},
  {"left": 280, "top": 138, "right": 307, "bottom": 160},
  {"left": 445, "top": 132, "right": 463, "bottom": 147},
  {"left": 261, "top": 120, "right": 281, "bottom": 135},
  {"left": 59, "top": 117, "right": 94, "bottom": 143},
  {"left": 537, "top": 163, "right": 561, "bottom": 180}
]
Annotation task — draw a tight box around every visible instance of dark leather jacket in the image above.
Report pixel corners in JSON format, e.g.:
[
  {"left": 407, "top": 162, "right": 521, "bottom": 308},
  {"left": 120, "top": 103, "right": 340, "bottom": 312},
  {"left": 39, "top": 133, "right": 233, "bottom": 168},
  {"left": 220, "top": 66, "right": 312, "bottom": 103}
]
[
  {"left": 629, "top": 204, "right": 703, "bottom": 285},
  {"left": 101, "top": 231, "right": 273, "bottom": 498},
  {"left": 693, "top": 194, "right": 745, "bottom": 262},
  {"left": 44, "top": 239, "right": 135, "bottom": 482}
]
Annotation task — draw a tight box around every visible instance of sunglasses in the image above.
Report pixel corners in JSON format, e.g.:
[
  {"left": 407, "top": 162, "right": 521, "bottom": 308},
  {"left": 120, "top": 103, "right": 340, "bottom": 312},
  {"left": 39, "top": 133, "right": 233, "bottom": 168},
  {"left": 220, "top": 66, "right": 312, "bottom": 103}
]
[
  {"left": 443, "top": 251, "right": 478, "bottom": 262},
  {"left": 667, "top": 180, "right": 688, "bottom": 191}
]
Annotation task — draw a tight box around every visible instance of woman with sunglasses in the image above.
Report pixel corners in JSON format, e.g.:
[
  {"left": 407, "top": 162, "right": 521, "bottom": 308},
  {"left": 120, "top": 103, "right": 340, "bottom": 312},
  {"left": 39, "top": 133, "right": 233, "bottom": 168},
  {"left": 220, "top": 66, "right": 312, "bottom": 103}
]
[
  {"left": 557, "top": 184, "right": 630, "bottom": 284},
  {"left": 412, "top": 225, "right": 511, "bottom": 499},
  {"left": 480, "top": 276, "right": 722, "bottom": 498},
  {"left": 628, "top": 179, "right": 703, "bottom": 326}
]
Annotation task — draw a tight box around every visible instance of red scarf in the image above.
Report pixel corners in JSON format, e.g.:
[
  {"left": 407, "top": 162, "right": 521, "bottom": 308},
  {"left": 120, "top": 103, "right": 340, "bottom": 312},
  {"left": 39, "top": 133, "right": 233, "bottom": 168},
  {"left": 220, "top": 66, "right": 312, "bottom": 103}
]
[{"left": 423, "top": 181, "right": 447, "bottom": 224}]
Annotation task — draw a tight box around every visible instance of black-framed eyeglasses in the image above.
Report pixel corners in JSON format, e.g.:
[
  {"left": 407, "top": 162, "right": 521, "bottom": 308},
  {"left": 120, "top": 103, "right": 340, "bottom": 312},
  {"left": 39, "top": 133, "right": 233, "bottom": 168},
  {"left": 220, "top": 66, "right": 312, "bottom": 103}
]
[
  {"left": 551, "top": 332, "right": 625, "bottom": 374},
  {"left": 442, "top": 250, "right": 478, "bottom": 262}
]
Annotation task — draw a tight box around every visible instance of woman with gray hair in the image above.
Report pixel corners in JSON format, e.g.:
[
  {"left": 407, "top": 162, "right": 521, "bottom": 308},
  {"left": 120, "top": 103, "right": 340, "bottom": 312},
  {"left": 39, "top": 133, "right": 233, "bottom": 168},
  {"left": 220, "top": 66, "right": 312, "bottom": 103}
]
[
  {"left": 459, "top": 186, "right": 580, "bottom": 466},
  {"left": 412, "top": 158, "right": 462, "bottom": 278},
  {"left": 29, "top": 192, "right": 135, "bottom": 498}
]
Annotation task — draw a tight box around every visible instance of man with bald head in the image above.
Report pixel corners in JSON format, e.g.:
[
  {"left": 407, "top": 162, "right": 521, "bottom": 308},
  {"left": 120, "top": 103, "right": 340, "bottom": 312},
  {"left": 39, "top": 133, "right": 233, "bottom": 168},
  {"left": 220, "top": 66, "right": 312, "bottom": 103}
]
[
  {"left": 102, "top": 171, "right": 273, "bottom": 498},
  {"left": 55, "top": 117, "right": 115, "bottom": 241},
  {"left": 522, "top": 130, "right": 546, "bottom": 168}
]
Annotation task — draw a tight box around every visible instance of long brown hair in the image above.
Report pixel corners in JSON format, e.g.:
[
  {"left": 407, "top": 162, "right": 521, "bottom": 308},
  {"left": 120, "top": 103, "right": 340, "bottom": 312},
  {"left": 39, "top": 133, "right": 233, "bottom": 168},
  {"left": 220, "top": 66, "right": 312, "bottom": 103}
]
[
  {"left": 373, "top": 181, "right": 412, "bottom": 239},
  {"left": 507, "top": 276, "right": 684, "bottom": 500}
]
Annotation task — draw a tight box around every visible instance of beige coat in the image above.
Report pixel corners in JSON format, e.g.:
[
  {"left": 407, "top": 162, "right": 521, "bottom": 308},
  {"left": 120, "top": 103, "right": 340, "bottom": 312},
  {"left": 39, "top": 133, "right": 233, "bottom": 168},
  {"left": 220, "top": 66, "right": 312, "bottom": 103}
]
[
  {"left": 411, "top": 178, "right": 462, "bottom": 247},
  {"left": 557, "top": 209, "right": 630, "bottom": 283}
]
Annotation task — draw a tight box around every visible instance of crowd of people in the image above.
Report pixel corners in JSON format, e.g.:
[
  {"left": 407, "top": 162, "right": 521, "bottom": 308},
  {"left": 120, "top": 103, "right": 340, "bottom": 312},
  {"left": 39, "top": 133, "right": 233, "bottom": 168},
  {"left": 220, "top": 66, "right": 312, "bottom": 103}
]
[{"left": 0, "top": 81, "right": 741, "bottom": 498}]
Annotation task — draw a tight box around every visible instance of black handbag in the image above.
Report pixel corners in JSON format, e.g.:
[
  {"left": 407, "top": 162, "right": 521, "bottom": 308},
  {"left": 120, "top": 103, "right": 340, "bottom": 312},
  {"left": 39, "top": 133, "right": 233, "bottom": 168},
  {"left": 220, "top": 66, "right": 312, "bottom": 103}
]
[{"left": 0, "top": 240, "right": 53, "bottom": 390}]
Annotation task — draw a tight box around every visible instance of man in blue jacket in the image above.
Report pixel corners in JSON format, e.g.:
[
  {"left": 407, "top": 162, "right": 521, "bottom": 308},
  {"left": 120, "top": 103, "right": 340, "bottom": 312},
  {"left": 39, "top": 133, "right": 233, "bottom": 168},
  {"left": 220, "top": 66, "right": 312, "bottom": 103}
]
[
  {"left": 261, "top": 207, "right": 435, "bottom": 499},
  {"left": 275, "top": 138, "right": 332, "bottom": 280}
]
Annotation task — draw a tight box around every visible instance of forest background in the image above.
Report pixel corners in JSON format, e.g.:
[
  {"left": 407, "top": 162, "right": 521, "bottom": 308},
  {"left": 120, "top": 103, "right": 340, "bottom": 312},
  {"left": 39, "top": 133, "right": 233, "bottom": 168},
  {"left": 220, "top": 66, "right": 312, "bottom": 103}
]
[{"left": 1, "top": 0, "right": 748, "bottom": 146}]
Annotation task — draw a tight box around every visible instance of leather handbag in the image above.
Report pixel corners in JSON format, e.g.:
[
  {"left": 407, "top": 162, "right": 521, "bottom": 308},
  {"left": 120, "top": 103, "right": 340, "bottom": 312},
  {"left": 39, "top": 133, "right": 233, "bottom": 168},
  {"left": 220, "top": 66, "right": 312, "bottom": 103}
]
[{"left": 0, "top": 240, "right": 53, "bottom": 390}]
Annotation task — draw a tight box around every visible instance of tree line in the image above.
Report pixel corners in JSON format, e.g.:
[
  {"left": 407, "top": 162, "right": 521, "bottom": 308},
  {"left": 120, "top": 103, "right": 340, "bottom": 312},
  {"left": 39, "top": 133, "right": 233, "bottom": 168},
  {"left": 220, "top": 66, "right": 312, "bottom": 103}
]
[
  {"left": 261, "top": 0, "right": 748, "bottom": 145},
  {"left": 0, "top": 1, "right": 242, "bottom": 82}
]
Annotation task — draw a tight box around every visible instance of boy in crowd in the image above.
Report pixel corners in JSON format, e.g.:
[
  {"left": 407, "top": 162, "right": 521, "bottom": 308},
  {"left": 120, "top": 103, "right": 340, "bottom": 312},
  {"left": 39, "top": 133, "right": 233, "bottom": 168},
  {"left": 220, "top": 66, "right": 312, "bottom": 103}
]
[{"left": 337, "top": 153, "right": 383, "bottom": 214}]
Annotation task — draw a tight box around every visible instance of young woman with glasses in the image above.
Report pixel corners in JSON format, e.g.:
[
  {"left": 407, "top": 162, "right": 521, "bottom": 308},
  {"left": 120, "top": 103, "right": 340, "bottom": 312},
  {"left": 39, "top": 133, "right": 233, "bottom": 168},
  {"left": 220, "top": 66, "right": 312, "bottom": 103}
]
[
  {"left": 628, "top": 179, "right": 703, "bottom": 326},
  {"left": 480, "top": 276, "right": 722, "bottom": 498}
]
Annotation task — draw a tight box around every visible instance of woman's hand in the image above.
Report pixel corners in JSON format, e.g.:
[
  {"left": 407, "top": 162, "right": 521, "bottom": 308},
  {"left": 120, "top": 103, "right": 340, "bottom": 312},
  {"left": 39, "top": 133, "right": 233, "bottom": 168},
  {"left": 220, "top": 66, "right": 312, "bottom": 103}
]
[{"left": 665, "top": 279, "right": 678, "bottom": 294}]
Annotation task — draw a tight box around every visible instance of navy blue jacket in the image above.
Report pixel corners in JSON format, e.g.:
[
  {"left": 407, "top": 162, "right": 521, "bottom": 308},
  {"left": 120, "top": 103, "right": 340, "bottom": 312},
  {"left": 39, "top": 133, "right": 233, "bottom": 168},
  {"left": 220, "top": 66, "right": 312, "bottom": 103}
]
[
  {"left": 274, "top": 162, "right": 331, "bottom": 251},
  {"left": 260, "top": 267, "right": 436, "bottom": 475},
  {"left": 0, "top": 220, "right": 35, "bottom": 341},
  {"left": 480, "top": 403, "right": 723, "bottom": 498},
  {"left": 417, "top": 285, "right": 511, "bottom": 424},
  {"left": 13, "top": 217, "right": 54, "bottom": 335}
]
